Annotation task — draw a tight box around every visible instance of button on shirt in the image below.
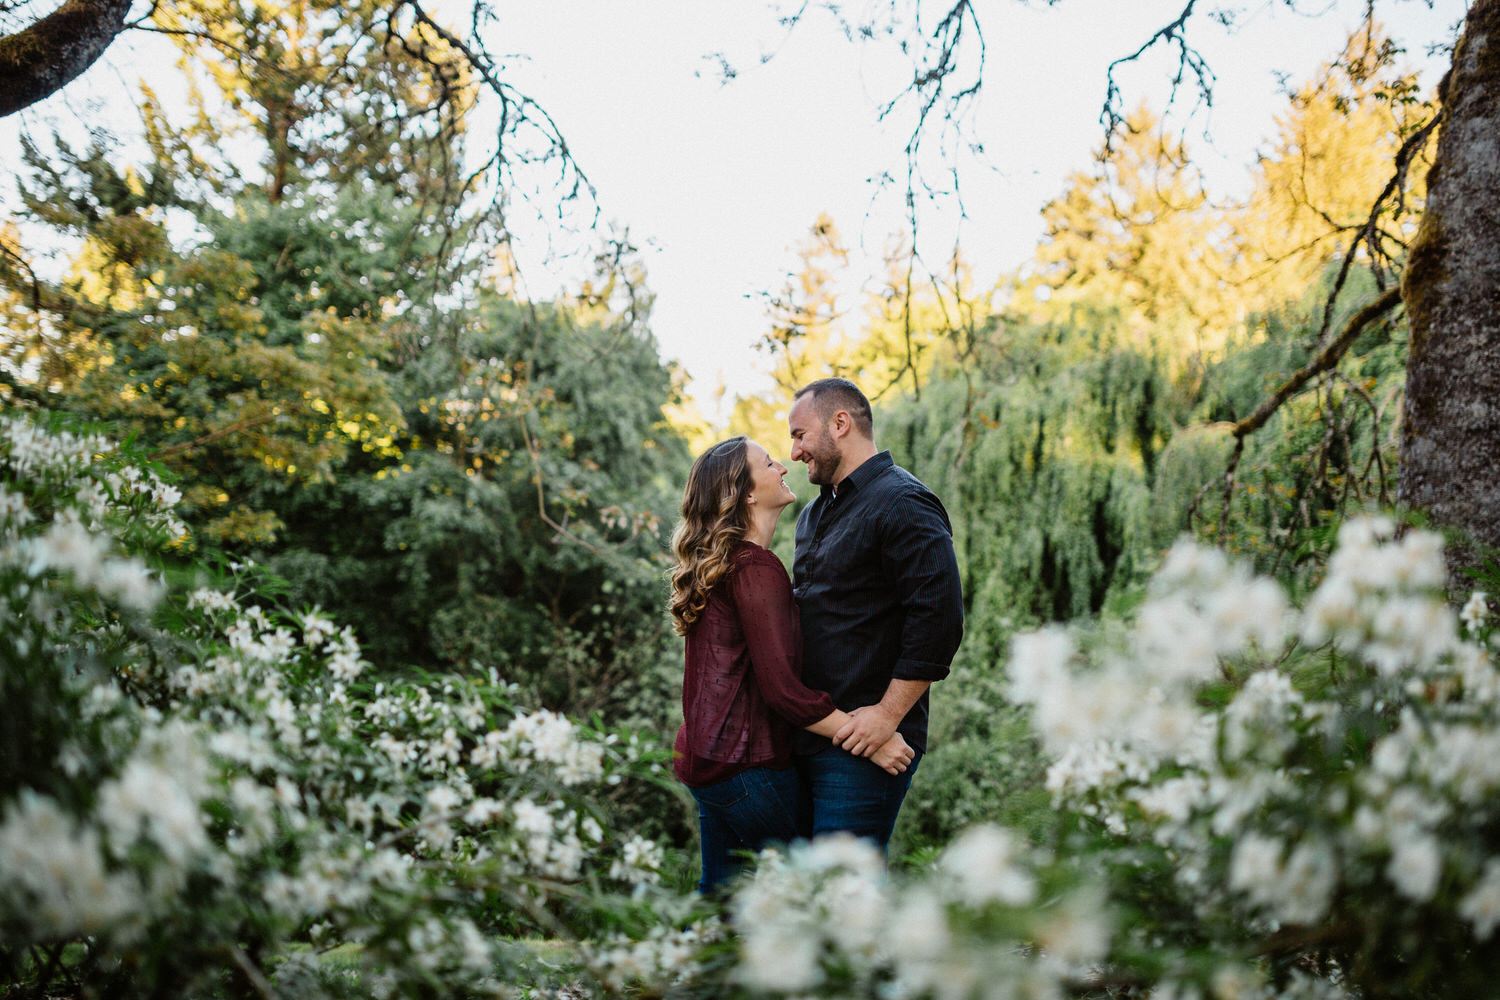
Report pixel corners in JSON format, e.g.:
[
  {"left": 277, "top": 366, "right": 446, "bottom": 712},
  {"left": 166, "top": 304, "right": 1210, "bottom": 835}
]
[{"left": 793, "top": 451, "right": 964, "bottom": 754}]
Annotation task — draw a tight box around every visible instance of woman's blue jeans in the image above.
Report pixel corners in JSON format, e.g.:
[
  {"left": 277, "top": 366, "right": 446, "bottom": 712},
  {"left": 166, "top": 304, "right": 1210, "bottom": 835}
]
[{"left": 689, "top": 765, "right": 801, "bottom": 894}]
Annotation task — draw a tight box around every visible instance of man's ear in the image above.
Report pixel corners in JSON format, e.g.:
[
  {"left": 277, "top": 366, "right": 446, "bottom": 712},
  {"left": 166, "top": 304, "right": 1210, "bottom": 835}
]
[{"left": 829, "top": 410, "right": 852, "bottom": 441}]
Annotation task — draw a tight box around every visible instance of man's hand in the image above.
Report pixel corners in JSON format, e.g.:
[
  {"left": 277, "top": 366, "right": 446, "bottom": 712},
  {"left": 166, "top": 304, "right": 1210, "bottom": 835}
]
[{"left": 833, "top": 704, "right": 900, "bottom": 758}]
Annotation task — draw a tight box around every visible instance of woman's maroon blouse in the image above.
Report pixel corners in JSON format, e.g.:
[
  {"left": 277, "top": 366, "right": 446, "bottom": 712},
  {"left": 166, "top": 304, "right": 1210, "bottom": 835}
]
[{"left": 673, "top": 542, "right": 836, "bottom": 788}]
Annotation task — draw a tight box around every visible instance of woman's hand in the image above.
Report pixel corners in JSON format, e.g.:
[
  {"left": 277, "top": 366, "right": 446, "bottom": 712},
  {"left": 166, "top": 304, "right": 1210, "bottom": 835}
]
[{"left": 870, "top": 731, "right": 915, "bottom": 775}]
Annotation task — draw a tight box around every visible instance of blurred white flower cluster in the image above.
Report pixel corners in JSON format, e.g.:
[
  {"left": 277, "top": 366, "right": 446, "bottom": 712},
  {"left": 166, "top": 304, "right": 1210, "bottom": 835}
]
[
  {"left": 730, "top": 829, "right": 1104, "bottom": 999},
  {"left": 0, "top": 414, "right": 677, "bottom": 998},
  {"left": 1001, "top": 517, "right": 1500, "bottom": 985},
  {"left": 1302, "top": 516, "right": 1454, "bottom": 676},
  {"left": 0, "top": 416, "right": 180, "bottom": 617},
  {"left": 587, "top": 917, "right": 722, "bottom": 993},
  {"left": 719, "top": 519, "right": 1500, "bottom": 1000},
  {"left": 475, "top": 708, "right": 607, "bottom": 786}
]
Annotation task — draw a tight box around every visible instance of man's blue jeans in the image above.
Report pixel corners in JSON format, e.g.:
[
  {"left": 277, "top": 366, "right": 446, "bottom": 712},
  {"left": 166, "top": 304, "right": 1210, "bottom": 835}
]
[
  {"left": 689, "top": 765, "right": 801, "bottom": 894},
  {"left": 798, "top": 745, "right": 922, "bottom": 855}
]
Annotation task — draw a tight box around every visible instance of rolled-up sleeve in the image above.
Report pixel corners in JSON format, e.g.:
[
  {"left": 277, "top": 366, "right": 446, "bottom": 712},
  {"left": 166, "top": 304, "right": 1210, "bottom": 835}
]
[
  {"left": 729, "top": 556, "right": 837, "bottom": 727},
  {"left": 881, "top": 491, "right": 964, "bottom": 682}
]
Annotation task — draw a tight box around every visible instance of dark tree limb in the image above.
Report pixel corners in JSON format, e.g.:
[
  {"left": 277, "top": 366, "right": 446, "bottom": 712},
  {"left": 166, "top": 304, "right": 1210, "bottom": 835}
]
[
  {"left": 1234, "top": 286, "right": 1403, "bottom": 444},
  {"left": 0, "top": 0, "right": 131, "bottom": 117},
  {"left": 1313, "top": 111, "right": 1442, "bottom": 348},
  {"left": 0, "top": 234, "right": 41, "bottom": 310},
  {"left": 1192, "top": 285, "right": 1404, "bottom": 534},
  {"left": 228, "top": 944, "right": 274, "bottom": 1000}
]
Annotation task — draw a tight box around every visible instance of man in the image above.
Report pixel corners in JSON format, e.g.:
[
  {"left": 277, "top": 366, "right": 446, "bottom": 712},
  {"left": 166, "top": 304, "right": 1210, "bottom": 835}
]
[{"left": 787, "top": 376, "right": 963, "bottom": 852}]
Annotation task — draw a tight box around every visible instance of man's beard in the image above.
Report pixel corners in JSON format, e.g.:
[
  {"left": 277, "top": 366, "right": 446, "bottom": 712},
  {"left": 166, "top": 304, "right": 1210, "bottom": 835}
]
[{"left": 804, "top": 437, "right": 841, "bottom": 487}]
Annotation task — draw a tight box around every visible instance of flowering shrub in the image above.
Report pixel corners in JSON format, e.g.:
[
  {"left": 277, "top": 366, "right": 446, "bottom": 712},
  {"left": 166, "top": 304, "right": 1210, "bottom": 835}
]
[
  {"left": 0, "top": 413, "right": 702, "bottom": 997},
  {"left": 726, "top": 828, "right": 1109, "bottom": 1000},
  {"left": 716, "top": 517, "right": 1500, "bottom": 999},
  {"left": 12, "top": 408, "right": 1500, "bottom": 1000},
  {"left": 1010, "top": 519, "right": 1500, "bottom": 990}
]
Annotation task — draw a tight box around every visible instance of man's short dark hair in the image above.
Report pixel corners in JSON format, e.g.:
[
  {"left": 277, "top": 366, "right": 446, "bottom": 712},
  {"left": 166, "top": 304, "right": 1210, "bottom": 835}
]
[{"left": 794, "top": 377, "right": 874, "bottom": 438}]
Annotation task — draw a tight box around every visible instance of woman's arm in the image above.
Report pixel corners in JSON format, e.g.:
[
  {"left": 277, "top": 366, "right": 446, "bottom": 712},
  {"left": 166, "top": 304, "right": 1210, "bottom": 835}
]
[
  {"left": 807, "top": 710, "right": 914, "bottom": 774},
  {"left": 732, "top": 555, "right": 912, "bottom": 774}
]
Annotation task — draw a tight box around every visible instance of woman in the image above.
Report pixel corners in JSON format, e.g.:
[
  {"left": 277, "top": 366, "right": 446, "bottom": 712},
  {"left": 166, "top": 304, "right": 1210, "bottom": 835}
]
[{"left": 669, "top": 435, "right": 913, "bottom": 892}]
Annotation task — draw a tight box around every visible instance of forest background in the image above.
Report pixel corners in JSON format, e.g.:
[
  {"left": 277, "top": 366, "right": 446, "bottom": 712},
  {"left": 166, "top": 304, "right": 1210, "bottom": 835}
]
[
  {"left": 1, "top": 0, "right": 1442, "bottom": 845},
  {"left": 4, "top": 0, "right": 1499, "bottom": 997}
]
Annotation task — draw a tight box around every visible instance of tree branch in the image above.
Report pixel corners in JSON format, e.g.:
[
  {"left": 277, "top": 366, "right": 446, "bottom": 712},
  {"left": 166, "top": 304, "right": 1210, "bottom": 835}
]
[
  {"left": 228, "top": 944, "right": 274, "bottom": 1000},
  {"left": 0, "top": 0, "right": 131, "bottom": 117},
  {"left": 1233, "top": 285, "right": 1403, "bottom": 443},
  {"left": 1193, "top": 286, "right": 1403, "bottom": 536},
  {"left": 1314, "top": 111, "right": 1442, "bottom": 347},
  {"left": 1101, "top": 1, "right": 1211, "bottom": 153},
  {"left": 147, "top": 413, "right": 280, "bottom": 461},
  {"left": 515, "top": 413, "right": 605, "bottom": 557}
]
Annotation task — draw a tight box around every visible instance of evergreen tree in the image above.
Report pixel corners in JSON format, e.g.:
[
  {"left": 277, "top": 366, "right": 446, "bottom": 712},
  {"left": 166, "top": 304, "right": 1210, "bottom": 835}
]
[
  {"left": 0, "top": 3, "right": 691, "bottom": 727},
  {"left": 1234, "top": 21, "right": 1433, "bottom": 307},
  {"left": 1018, "top": 106, "right": 1234, "bottom": 359}
]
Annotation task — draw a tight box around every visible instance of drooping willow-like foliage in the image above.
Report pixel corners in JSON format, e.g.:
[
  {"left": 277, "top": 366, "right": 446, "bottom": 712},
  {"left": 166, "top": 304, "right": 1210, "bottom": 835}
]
[{"left": 883, "top": 306, "right": 1176, "bottom": 664}]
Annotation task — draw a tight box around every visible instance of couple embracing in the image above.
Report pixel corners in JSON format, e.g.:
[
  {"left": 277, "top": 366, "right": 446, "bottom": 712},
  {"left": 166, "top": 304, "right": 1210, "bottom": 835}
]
[{"left": 669, "top": 377, "right": 964, "bottom": 892}]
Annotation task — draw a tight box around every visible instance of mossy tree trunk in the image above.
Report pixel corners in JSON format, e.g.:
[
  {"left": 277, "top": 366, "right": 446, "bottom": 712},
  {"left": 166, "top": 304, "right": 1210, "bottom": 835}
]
[
  {"left": 1399, "top": 0, "right": 1500, "bottom": 569},
  {"left": 0, "top": 0, "right": 131, "bottom": 117}
]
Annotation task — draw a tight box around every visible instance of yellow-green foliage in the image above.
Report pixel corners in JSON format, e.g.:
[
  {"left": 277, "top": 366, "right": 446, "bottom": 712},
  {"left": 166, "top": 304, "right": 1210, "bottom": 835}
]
[{"left": 1235, "top": 21, "right": 1434, "bottom": 302}]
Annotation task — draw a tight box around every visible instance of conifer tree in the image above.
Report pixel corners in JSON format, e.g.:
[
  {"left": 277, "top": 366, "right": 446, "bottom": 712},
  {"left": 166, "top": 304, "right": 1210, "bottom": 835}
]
[{"left": 1020, "top": 106, "right": 1232, "bottom": 359}]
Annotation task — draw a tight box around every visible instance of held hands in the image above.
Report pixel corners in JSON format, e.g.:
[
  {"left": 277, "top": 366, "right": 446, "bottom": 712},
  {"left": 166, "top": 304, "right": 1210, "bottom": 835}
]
[
  {"left": 834, "top": 704, "right": 901, "bottom": 759},
  {"left": 868, "top": 730, "right": 914, "bottom": 775}
]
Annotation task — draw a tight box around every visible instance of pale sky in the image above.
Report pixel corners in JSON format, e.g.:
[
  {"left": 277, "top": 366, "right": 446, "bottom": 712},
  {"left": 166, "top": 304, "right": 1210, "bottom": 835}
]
[
  {"left": 3, "top": 0, "right": 1467, "bottom": 419},
  {"left": 489, "top": 0, "right": 1464, "bottom": 418}
]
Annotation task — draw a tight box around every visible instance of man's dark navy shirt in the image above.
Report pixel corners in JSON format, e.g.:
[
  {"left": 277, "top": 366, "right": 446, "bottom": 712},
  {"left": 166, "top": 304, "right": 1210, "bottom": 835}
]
[{"left": 792, "top": 451, "right": 963, "bottom": 754}]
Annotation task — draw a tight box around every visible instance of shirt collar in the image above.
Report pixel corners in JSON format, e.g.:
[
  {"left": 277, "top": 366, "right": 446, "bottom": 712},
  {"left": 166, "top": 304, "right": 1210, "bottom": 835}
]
[{"left": 825, "top": 450, "right": 893, "bottom": 498}]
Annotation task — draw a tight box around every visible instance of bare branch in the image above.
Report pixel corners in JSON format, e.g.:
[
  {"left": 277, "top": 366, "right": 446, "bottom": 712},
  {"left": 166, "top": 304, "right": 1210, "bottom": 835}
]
[
  {"left": 1192, "top": 286, "right": 1403, "bottom": 535},
  {"left": 1100, "top": 1, "right": 1212, "bottom": 154},
  {"left": 1314, "top": 110, "right": 1442, "bottom": 346},
  {"left": 515, "top": 412, "right": 605, "bottom": 557},
  {"left": 228, "top": 945, "right": 274, "bottom": 1000},
  {"left": 0, "top": 232, "right": 41, "bottom": 310},
  {"left": 147, "top": 413, "right": 281, "bottom": 461},
  {"left": 399, "top": 0, "right": 597, "bottom": 214}
]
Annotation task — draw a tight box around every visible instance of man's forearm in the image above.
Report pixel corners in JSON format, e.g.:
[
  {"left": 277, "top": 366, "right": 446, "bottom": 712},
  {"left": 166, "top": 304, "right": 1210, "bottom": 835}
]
[
  {"left": 875, "top": 678, "right": 931, "bottom": 722},
  {"left": 834, "top": 679, "right": 932, "bottom": 757}
]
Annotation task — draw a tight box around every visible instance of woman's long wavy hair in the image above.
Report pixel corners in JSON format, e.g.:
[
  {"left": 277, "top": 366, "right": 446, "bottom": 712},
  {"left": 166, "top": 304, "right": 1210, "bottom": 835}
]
[{"left": 668, "top": 436, "right": 753, "bottom": 636}]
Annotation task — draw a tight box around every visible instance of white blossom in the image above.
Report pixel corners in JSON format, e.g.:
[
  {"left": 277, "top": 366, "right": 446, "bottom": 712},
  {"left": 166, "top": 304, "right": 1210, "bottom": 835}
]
[
  {"left": 1386, "top": 834, "right": 1442, "bottom": 903},
  {"left": 938, "top": 824, "right": 1037, "bottom": 907},
  {"left": 1459, "top": 859, "right": 1500, "bottom": 940},
  {"left": 0, "top": 791, "right": 137, "bottom": 936},
  {"left": 1461, "top": 591, "right": 1489, "bottom": 633},
  {"left": 1229, "top": 833, "right": 1338, "bottom": 925}
]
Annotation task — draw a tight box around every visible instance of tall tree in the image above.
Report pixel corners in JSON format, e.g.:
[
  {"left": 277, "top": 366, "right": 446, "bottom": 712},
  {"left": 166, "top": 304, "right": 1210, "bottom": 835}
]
[
  {"left": 1398, "top": 0, "right": 1500, "bottom": 563},
  {"left": 1, "top": 5, "right": 691, "bottom": 722},
  {"left": 0, "top": 135, "right": 408, "bottom": 544},
  {"left": 767, "top": 1, "right": 1494, "bottom": 564},
  {"left": 1233, "top": 21, "right": 1433, "bottom": 311},
  {"left": 1021, "top": 105, "right": 1230, "bottom": 359}
]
